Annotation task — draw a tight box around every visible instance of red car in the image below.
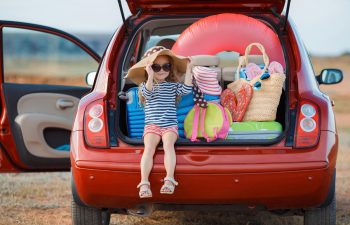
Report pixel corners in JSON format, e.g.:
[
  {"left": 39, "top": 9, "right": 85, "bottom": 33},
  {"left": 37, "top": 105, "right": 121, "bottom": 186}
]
[{"left": 0, "top": 1, "right": 344, "bottom": 225}]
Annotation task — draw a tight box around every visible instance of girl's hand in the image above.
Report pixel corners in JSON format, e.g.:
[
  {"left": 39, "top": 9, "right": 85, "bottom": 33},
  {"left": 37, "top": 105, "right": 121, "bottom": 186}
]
[
  {"left": 145, "top": 63, "right": 154, "bottom": 91},
  {"left": 186, "top": 58, "right": 194, "bottom": 74},
  {"left": 184, "top": 58, "right": 193, "bottom": 86},
  {"left": 145, "top": 63, "right": 154, "bottom": 81}
]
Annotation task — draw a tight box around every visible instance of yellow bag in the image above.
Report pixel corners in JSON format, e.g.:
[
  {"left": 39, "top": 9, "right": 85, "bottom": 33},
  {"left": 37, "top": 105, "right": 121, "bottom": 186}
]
[{"left": 184, "top": 103, "right": 232, "bottom": 142}]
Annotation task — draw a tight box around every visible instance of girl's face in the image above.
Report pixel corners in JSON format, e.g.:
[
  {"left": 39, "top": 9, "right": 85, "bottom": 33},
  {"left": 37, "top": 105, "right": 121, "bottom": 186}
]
[{"left": 152, "top": 55, "right": 171, "bottom": 82}]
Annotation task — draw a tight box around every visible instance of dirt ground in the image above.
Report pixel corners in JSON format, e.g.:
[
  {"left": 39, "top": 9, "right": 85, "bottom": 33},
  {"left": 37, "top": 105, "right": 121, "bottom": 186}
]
[{"left": 0, "top": 56, "right": 350, "bottom": 225}]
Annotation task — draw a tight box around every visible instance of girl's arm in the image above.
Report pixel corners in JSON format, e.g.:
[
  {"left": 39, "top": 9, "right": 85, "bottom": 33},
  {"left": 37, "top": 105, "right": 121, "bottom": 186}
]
[
  {"left": 184, "top": 59, "right": 193, "bottom": 86},
  {"left": 176, "top": 59, "right": 193, "bottom": 96}
]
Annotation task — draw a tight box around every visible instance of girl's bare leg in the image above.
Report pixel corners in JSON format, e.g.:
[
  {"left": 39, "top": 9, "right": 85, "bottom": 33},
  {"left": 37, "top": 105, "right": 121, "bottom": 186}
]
[
  {"left": 161, "top": 131, "right": 178, "bottom": 192},
  {"left": 139, "top": 133, "right": 161, "bottom": 197}
]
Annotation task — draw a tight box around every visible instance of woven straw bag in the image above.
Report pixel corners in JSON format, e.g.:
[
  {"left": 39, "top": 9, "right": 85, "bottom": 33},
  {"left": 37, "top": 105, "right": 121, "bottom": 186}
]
[{"left": 227, "top": 43, "right": 286, "bottom": 121}]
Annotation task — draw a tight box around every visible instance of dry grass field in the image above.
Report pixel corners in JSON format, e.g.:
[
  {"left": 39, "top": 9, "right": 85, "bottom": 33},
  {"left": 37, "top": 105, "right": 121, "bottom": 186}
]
[{"left": 0, "top": 56, "right": 349, "bottom": 225}]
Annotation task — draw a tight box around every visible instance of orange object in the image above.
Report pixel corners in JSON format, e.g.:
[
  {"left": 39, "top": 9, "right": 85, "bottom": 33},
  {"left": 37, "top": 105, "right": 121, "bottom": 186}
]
[{"left": 221, "top": 83, "right": 253, "bottom": 122}]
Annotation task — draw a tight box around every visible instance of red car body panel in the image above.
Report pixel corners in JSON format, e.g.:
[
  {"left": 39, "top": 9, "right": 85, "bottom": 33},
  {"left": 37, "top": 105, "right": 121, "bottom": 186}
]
[
  {"left": 0, "top": 98, "right": 25, "bottom": 171},
  {"left": 69, "top": 9, "right": 338, "bottom": 210},
  {"left": 127, "top": 0, "right": 286, "bottom": 15},
  {"left": 287, "top": 19, "right": 337, "bottom": 133}
]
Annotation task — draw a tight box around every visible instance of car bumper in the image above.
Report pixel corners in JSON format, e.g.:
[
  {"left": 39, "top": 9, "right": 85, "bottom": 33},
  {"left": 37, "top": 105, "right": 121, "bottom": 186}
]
[
  {"left": 72, "top": 162, "right": 332, "bottom": 210},
  {"left": 71, "top": 130, "right": 336, "bottom": 210}
]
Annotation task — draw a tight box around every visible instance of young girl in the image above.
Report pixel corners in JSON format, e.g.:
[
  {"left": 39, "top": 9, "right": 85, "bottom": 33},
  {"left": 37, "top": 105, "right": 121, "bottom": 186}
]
[{"left": 126, "top": 46, "right": 193, "bottom": 198}]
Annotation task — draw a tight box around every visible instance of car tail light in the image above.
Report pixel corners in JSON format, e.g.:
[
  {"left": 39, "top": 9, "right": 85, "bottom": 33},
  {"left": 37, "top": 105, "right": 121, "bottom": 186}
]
[
  {"left": 295, "top": 101, "right": 320, "bottom": 148},
  {"left": 84, "top": 99, "right": 109, "bottom": 148}
]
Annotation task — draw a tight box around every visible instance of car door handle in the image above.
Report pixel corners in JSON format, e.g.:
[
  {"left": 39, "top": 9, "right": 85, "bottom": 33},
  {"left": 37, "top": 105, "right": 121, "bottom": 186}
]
[{"left": 56, "top": 99, "right": 74, "bottom": 110}]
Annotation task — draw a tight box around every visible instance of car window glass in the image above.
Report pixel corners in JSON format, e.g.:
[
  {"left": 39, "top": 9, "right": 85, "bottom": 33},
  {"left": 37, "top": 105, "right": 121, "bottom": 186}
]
[
  {"left": 123, "top": 34, "right": 178, "bottom": 74},
  {"left": 127, "top": 33, "right": 143, "bottom": 69},
  {"left": 143, "top": 34, "right": 178, "bottom": 56},
  {"left": 2, "top": 27, "right": 98, "bottom": 87}
]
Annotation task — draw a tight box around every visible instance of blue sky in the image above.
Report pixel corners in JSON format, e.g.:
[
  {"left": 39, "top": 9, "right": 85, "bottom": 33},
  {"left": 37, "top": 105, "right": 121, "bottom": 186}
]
[{"left": 0, "top": 0, "right": 349, "bottom": 56}]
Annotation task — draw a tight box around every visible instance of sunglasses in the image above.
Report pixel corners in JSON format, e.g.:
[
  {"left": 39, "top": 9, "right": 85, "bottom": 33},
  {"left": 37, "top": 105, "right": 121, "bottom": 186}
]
[{"left": 151, "top": 63, "right": 172, "bottom": 72}]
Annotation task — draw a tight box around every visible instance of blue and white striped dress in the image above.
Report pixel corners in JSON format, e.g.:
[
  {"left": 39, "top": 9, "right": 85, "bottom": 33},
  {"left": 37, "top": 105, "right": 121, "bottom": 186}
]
[{"left": 140, "top": 82, "right": 192, "bottom": 128}]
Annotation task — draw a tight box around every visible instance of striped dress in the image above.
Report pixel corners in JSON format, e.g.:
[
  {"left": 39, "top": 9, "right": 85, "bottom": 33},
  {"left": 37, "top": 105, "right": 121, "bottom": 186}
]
[{"left": 140, "top": 82, "right": 192, "bottom": 127}]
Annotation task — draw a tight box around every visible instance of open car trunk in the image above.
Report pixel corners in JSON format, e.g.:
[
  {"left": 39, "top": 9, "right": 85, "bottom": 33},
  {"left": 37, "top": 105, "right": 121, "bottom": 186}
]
[{"left": 114, "top": 14, "right": 289, "bottom": 146}]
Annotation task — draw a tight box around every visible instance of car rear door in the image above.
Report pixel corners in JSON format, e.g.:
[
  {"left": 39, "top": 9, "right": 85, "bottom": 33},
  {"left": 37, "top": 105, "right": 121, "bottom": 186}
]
[
  {"left": 0, "top": 21, "right": 101, "bottom": 172},
  {"left": 126, "top": 0, "right": 286, "bottom": 15}
]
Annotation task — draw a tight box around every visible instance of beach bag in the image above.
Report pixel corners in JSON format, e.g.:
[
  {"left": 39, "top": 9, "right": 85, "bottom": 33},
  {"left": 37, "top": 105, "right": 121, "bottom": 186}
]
[
  {"left": 184, "top": 79, "right": 231, "bottom": 142},
  {"left": 227, "top": 43, "right": 286, "bottom": 121},
  {"left": 220, "top": 81, "right": 253, "bottom": 122},
  {"left": 184, "top": 102, "right": 231, "bottom": 142}
]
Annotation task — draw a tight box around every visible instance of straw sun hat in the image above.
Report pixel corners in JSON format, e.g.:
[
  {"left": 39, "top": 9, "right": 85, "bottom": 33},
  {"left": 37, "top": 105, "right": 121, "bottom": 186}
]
[{"left": 125, "top": 46, "right": 189, "bottom": 85}]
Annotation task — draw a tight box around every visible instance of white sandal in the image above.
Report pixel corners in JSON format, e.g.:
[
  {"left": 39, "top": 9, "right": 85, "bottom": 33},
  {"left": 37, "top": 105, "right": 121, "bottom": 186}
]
[
  {"left": 137, "top": 181, "right": 152, "bottom": 198},
  {"left": 160, "top": 177, "right": 178, "bottom": 194}
]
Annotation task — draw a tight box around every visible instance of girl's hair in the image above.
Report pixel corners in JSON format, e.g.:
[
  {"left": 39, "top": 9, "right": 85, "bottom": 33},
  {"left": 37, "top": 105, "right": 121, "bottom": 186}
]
[{"left": 138, "top": 55, "right": 181, "bottom": 105}]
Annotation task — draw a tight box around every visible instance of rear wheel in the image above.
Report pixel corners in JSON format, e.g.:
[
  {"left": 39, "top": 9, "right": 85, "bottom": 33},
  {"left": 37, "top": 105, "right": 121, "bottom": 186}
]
[
  {"left": 304, "top": 170, "right": 336, "bottom": 225},
  {"left": 304, "top": 195, "right": 336, "bottom": 225},
  {"left": 71, "top": 198, "right": 111, "bottom": 225}
]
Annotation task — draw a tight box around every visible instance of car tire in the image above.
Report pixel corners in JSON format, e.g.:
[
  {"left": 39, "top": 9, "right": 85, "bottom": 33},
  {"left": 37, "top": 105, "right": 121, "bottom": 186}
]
[
  {"left": 71, "top": 198, "right": 111, "bottom": 225},
  {"left": 304, "top": 193, "right": 336, "bottom": 225}
]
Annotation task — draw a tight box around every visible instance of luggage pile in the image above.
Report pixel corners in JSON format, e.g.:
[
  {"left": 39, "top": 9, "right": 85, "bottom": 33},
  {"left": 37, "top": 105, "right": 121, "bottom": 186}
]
[{"left": 126, "top": 43, "right": 285, "bottom": 142}]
